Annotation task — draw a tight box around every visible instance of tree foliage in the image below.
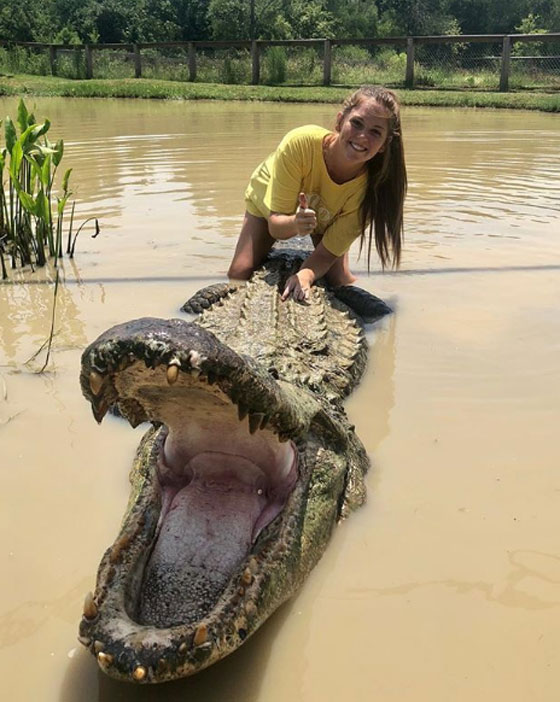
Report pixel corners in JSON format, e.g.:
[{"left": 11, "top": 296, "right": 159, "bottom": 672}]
[{"left": 0, "top": 0, "right": 557, "bottom": 43}]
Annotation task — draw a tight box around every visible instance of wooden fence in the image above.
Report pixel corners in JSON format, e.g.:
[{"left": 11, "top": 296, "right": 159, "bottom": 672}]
[{"left": 2, "top": 33, "right": 559, "bottom": 91}]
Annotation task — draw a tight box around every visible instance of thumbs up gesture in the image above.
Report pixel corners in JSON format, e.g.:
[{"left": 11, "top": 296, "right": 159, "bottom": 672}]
[{"left": 295, "top": 192, "right": 317, "bottom": 236}]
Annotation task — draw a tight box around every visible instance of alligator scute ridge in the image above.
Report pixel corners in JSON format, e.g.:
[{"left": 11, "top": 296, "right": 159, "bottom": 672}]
[{"left": 78, "top": 250, "right": 391, "bottom": 683}]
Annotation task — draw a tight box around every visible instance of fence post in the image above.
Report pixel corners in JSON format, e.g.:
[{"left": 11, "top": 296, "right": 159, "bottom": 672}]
[
  {"left": 188, "top": 42, "right": 196, "bottom": 82},
  {"left": 323, "top": 39, "right": 332, "bottom": 86},
  {"left": 85, "top": 44, "right": 93, "bottom": 79},
  {"left": 405, "top": 37, "right": 415, "bottom": 88},
  {"left": 49, "top": 45, "right": 57, "bottom": 76},
  {"left": 133, "top": 44, "right": 142, "bottom": 78},
  {"left": 499, "top": 35, "right": 512, "bottom": 92},
  {"left": 251, "top": 40, "right": 260, "bottom": 85}
]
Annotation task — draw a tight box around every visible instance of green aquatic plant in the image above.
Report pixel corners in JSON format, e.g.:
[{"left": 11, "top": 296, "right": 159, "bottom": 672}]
[
  {"left": 0, "top": 98, "right": 95, "bottom": 279},
  {"left": 0, "top": 99, "right": 99, "bottom": 373}
]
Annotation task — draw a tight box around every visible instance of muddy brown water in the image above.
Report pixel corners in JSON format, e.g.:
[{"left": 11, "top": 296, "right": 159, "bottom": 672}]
[{"left": 0, "top": 98, "right": 559, "bottom": 701}]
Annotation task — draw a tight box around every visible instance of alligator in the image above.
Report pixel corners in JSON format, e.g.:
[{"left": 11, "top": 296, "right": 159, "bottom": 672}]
[{"left": 78, "top": 249, "right": 391, "bottom": 683}]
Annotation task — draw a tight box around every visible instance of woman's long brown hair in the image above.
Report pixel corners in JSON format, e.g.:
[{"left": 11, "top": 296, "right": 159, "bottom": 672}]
[{"left": 339, "top": 86, "right": 407, "bottom": 269}]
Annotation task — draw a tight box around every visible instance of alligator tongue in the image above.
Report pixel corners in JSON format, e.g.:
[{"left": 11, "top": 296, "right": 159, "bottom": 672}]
[{"left": 139, "top": 453, "right": 266, "bottom": 627}]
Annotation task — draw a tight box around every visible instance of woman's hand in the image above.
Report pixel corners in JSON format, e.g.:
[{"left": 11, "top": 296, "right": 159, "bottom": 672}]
[
  {"left": 268, "top": 193, "right": 316, "bottom": 240},
  {"left": 280, "top": 242, "right": 340, "bottom": 303},
  {"left": 294, "top": 192, "right": 317, "bottom": 236},
  {"left": 281, "top": 269, "right": 314, "bottom": 302}
]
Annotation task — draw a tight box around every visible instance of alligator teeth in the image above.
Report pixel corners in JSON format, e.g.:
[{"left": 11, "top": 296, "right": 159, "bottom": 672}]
[
  {"left": 97, "top": 652, "right": 113, "bottom": 667},
  {"left": 89, "top": 371, "right": 104, "bottom": 396},
  {"left": 248, "top": 413, "right": 264, "bottom": 434},
  {"left": 92, "top": 398, "right": 110, "bottom": 424},
  {"left": 82, "top": 591, "right": 98, "bottom": 620},
  {"left": 77, "top": 635, "right": 91, "bottom": 647},
  {"left": 237, "top": 403, "right": 249, "bottom": 421},
  {"left": 166, "top": 359, "right": 181, "bottom": 385},
  {"left": 94, "top": 640, "right": 104, "bottom": 654},
  {"left": 260, "top": 414, "right": 270, "bottom": 430},
  {"left": 188, "top": 350, "right": 202, "bottom": 369},
  {"left": 245, "top": 601, "right": 257, "bottom": 616},
  {"left": 132, "top": 666, "right": 147, "bottom": 681},
  {"left": 193, "top": 624, "right": 208, "bottom": 646}
]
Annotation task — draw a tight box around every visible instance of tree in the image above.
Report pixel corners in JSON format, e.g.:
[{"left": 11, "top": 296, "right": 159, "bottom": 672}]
[
  {"left": 0, "top": 1, "right": 46, "bottom": 41},
  {"left": 172, "top": 0, "right": 211, "bottom": 40},
  {"left": 327, "top": 0, "right": 379, "bottom": 39},
  {"left": 208, "top": 0, "right": 336, "bottom": 40},
  {"left": 377, "top": 0, "right": 459, "bottom": 35}
]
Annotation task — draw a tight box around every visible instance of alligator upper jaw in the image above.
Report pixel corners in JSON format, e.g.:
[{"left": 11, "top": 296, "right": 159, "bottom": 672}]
[
  {"left": 79, "top": 318, "right": 318, "bottom": 681},
  {"left": 81, "top": 317, "right": 310, "bottom": 438}
]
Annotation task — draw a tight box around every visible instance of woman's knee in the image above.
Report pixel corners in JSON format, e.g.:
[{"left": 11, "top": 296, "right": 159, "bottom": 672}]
[
  {"left": 227, "top": 260, "right": 253, "bottom": 280},
  {"left": 228, "top": 212, "right": 274, "bottom": 279}
]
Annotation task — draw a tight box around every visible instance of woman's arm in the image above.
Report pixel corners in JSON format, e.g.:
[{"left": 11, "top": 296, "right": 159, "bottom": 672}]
[
  {"left": 281, "top": 242, "right": 339, "bottom": 301},
  {"left": 268, "top": 212, "right": 299, "bottom": 240}
]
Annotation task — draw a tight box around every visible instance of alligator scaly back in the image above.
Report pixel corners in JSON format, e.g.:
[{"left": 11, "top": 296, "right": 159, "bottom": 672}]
[{"left": 186, "top": 252, "right": 369, "bottom": 403}]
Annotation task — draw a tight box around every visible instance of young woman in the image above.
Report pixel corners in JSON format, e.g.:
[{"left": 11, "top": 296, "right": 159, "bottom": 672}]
[{"left": 227, "top": 85, "right": 407, "bottom": 301}]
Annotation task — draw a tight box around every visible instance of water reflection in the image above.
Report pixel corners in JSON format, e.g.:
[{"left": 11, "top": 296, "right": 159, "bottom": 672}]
[
  {"left": 3, "top": 98, "right": 558, "bottom": 257},
  {"left": 0, "top": 276, "right": 87, "bottom": 367}
]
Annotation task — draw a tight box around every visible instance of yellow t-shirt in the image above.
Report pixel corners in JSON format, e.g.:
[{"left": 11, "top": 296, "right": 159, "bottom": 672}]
[{"left": 244, "top": 125, "right": 367, "bottom": 257}]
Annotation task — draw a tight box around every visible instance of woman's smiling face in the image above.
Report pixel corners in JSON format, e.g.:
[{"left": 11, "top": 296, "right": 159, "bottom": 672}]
[{"left": 336, "top": 98, "right": 391, "bottom": 166}]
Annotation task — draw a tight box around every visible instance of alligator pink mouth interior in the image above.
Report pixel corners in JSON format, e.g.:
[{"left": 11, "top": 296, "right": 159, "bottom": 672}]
[{"left": 121, "top": 377, "right": 299, "bottom": 628}]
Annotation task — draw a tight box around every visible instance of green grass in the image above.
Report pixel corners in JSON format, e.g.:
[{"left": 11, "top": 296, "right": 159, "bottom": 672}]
[{"left": 0, "top": 74, "right": 558, "bottom": 112}]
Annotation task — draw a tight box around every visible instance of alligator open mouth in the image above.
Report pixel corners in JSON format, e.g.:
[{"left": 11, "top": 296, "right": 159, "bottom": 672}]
[
  {"left": 78, "top": 317, "right": 341, "bottom": 681},
  {"left": 123, "top": 357, "right": 299, "bottom": 628}
]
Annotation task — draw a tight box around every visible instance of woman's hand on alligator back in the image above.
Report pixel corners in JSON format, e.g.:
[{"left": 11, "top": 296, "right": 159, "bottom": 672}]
[
  {"left": 281, "top": 243, "right": 339, "bottom": 302},
  {"left": 281, "top": 269, "right": 314, "bottom": 302}
]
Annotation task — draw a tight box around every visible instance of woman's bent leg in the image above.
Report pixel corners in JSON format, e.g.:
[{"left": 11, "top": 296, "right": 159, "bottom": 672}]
[
  {"left": 325, "top": 252, "right": 357, "bottom": 287},
  {"left": 227, "top": 212, "right": 275, "bottom": 280}
]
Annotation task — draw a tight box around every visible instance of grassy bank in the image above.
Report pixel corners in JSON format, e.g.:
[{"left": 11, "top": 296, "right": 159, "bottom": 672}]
[{"left": 0, "top": 74, "right": 558, "bottom": 111}]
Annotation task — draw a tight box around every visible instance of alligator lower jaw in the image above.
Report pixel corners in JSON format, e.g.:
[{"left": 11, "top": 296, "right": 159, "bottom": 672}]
[
  {"left": 78, "top": 320, "right": 308, "bottom": 682},
  {"left": 80, "top": 425, "right": 300, "bottom": 683}
]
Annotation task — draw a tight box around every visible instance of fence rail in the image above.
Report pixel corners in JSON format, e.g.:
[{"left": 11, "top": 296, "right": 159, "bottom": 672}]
[{"left": 1, "top": 33, "right": 559, "bottom": 92}]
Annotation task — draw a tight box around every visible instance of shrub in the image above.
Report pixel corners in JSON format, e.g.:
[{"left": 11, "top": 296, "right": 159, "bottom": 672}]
[{"left": 264, "top": 46, "right": 287, "bottom": 84}]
